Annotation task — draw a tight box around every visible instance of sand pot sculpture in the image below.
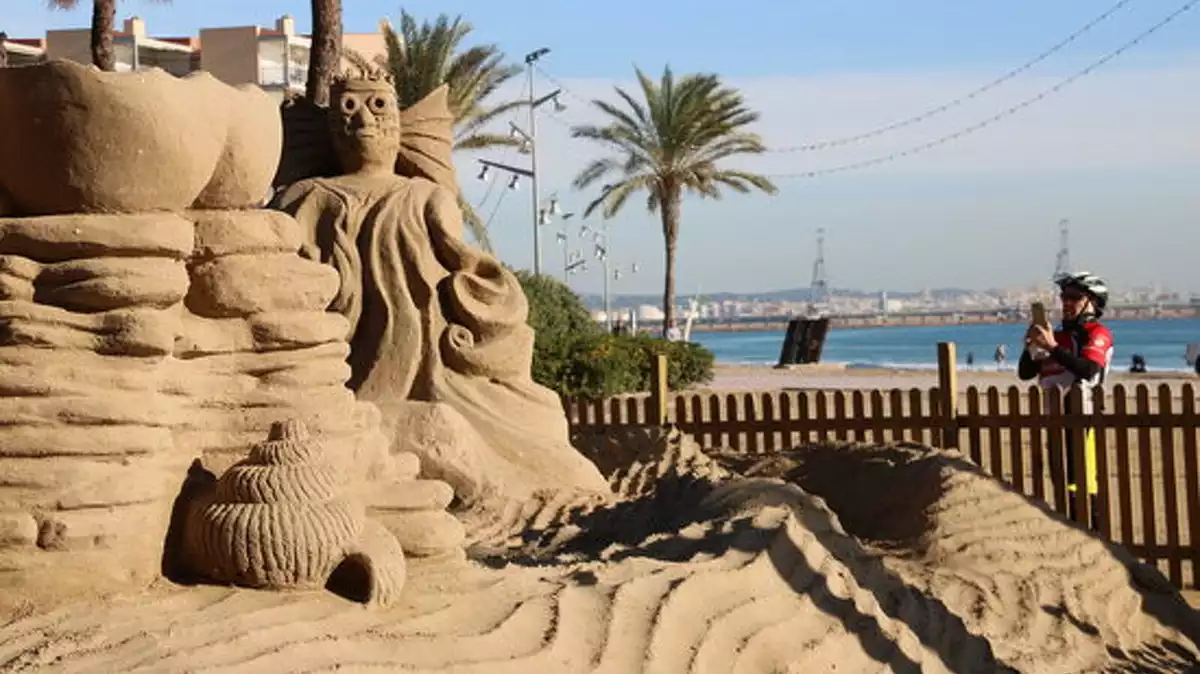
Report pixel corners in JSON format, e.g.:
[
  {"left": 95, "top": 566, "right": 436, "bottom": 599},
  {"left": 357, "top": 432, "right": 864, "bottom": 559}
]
[
  {"left": 184, "top": 419, "right": 406, "bottom": 606},
  {"left": 0, "top": 60, "right": 461, "bottom": 608},
  {"left": 268, "top": 64, "right": 610, "bottom": 513}
]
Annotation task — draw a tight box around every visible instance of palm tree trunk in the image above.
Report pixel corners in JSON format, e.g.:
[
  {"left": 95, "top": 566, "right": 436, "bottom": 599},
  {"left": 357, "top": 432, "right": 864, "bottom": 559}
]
[
  {"left": 91, "top": 0, "right": 116, "bottom": 71},
  {"left": 306, "top": 0, "right": 342, "bottom": 106},
  {"left": 660, "top": 187, "right": 681, "bottom": 338}
]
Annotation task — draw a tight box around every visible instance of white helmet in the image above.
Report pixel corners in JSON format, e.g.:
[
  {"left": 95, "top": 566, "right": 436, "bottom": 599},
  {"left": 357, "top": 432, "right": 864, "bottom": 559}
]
[{"left": 1054, "top": 271, "right": 1109, "bottom": 313}]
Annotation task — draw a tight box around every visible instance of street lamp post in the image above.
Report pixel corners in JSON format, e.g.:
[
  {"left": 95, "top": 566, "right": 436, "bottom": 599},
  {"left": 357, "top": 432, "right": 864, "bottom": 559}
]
[
  {"left": 525, "top": 49, "right": 547, "bottom": 275},
  {"left": 475, "top": 48, "right": 563, "bottom": 276},
  {"left": 582, "top": 220, "right": 638, "bottom": 331},
  {"left": 542, "top": 194, "right": 583, "bottom": 282}
]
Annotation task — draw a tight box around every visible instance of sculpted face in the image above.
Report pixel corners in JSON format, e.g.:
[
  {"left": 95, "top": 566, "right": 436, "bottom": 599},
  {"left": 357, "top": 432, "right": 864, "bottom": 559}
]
[{"left": 330, "top": 79, "right": 402, "bottom": 175}]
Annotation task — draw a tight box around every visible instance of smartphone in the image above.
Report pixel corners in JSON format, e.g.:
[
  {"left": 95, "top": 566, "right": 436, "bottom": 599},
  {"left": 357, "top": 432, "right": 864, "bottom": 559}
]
[{"left": 1030, "top": 301, "right": 1048, "bottom": 327}]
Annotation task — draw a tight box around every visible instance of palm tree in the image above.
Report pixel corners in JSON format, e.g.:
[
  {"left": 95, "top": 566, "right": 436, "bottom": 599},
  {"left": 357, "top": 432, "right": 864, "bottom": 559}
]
[
  {"left": 571, "top": 66, "right": 777, "bottom": 335},
  {"left": 49, "top": 0, "right": 166, "bottom": 71},
  {"left": 306, "top": 0, "right": 341, "bottom": 106},
  {"left": 376, "top": 10, "right": 523, "bottom": 252}
]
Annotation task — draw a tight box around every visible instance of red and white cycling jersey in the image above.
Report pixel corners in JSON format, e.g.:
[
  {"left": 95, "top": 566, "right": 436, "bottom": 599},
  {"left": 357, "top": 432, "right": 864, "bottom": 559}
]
[{"left": 1036, "top": 320, "right": 1114, "bottom": 412}]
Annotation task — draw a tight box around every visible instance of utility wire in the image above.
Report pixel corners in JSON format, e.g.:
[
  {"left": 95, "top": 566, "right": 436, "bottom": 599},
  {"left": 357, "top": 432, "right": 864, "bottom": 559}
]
[
  {"left": 529, "top": 0, "right": 1193, "bottom": 179},
  {"left": 535, "top": 65, "right": 594, "bottom": 108},
  {"left": 766, "top": 0, "right": 1197, "bottom": 179},
  {"left": 537, "top": 0, "right": 1138, "bottom": 152},
  {"left": 472, "top": 101, "right": 529, "bottom": 216},
  {"left": 772, "top": 0, "right": 1139, "bottom": 152},
  {"left": 484, "top": 179, "right": 511, "bottom": 230}
]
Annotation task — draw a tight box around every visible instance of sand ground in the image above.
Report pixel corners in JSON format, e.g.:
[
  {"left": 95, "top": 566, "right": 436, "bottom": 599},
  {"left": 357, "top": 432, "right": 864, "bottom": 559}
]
[{"left": 4, "top": 437, "right": 1200, "bottom": 673}]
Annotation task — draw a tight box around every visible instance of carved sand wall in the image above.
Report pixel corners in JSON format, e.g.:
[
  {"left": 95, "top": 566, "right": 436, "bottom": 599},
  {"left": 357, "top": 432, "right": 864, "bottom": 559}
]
[
  {"left": 0, "top": 213, "right": 193, "bottom": 599},
  {"left": 168, "top": 207, "right": 392, "bottom": 480},
  {"left": 0, "top": 61, "right": 288, "bottom": 602}
]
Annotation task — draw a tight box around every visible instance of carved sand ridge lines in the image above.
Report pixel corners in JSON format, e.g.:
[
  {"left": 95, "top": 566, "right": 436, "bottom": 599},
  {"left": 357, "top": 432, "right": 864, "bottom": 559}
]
[
  {"left": 168, "top": 211, "right": 394, "bottom": 483},
  {"left": 3, "top": 458, "right": 1200, "bottom": 673},
  {"left": 0, "top": 214, "right": 192, "bottom": 607},
  {"left": 467, "top": 427, "right": 731, "bottom": 561},
  {"left": 769, "top": 442, "right": 1200, "bottom": 673}
]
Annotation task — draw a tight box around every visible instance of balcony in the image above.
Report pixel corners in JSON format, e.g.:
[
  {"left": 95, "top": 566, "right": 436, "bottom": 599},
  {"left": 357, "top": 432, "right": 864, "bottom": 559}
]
[
  {"left": 124, "top": 36, "right": 195, "bottom": 76},
  {"left": 4, "top": 40, "right": 46, "bottom": 66},
  {"left": 257, "top": 35, "right": 310, "bottom": 93}
]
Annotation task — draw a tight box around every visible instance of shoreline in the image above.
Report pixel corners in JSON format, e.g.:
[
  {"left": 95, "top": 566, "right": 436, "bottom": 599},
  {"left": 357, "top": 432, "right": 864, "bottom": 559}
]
[
  {"left": 686, "top": 310, "right": 1199, "bottom": 333},
  {"left": 703, "top": 362, "right": 1199, "bottom": 393}
]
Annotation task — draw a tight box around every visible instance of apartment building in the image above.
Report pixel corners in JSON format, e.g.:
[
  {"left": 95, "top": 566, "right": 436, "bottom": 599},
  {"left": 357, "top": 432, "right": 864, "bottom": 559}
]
[
  {"left": 45, "top": 17, "right": 196, "bottom": 76},
  {"left": 9, "top": 15, "right": 385, "bottom": 99},
  {"left": 2, "top": 37, "right": 48, "bottom": 67}
]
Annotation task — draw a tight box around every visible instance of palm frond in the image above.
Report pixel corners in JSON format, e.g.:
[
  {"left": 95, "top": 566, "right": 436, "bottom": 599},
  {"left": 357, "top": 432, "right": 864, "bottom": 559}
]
[
  {"left": 571, "top": 65, "right": 774, "bottom": 220},
  {"left": 381, "top": 9, "right": 520, "bottom": 127},
  {"left": 710, "top": 169, "right": 778, "bottom": 195},
  {"left": 374, "top": 8, "right": 526, "bottom": 256},
  {"left": 457, "top": 98, "right": 524, "bottom": 139},
  {"left": 582, "top": 175, "right": 658, "bottom": 219},
  {"left": 455, "top": 132, "right": 521, "bottom": 151},
  {"left": 572, "top": 157, "right": 624, "bottom": 190}
]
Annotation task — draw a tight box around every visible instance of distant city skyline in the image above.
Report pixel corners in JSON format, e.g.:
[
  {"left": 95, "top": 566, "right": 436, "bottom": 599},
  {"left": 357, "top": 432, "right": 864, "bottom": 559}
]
[{"left": 7, "top": 1, "right": 1198, "bottom": 294}]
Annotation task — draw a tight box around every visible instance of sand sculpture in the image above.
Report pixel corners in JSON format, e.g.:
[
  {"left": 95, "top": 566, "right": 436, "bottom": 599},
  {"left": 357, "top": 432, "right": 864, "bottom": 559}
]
[
  {"left": 2, "top": 59, "right": 1200, "bottom": 674},
  {"left": 0, "top": 60, "right": 460, "bottom": 608},
  {"left": 269, "top": 65, "right": 610, "bottom": 512},
  {"left": 184, "top": 419, "right": 406, "bottom": 606}
]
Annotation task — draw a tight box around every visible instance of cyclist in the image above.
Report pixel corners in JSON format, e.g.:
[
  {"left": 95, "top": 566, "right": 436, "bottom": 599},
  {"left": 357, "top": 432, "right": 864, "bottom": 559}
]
[{"left": 1018, "top": 271, "right": 1113, "bottom": 526}]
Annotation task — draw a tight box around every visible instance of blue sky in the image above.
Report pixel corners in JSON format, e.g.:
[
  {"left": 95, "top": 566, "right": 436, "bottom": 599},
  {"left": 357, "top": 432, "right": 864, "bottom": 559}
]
[{"left": 7, "top": 1, "right": 1200, "bottom": 295}]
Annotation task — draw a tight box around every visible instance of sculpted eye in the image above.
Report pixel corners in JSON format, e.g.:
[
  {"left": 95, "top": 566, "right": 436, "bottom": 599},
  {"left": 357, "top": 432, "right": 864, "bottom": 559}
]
[
  {"left": 342, "top": 97, "right": 358, "bottom": 112},
  {"left": 370, "top": 96, "right": 387, "bottom": 111}
]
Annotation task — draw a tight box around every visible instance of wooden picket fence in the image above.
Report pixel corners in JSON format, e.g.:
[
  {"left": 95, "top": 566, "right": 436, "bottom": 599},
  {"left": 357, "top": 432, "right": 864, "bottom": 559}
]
[{"left": 562, "top": 344, "right": 1200, "bottom": 589}]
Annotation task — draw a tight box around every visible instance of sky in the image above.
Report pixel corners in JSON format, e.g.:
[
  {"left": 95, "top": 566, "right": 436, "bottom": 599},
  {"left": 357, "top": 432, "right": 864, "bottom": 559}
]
[{"left": 6, "top": 0, "right": 1199, "bottom": 296}]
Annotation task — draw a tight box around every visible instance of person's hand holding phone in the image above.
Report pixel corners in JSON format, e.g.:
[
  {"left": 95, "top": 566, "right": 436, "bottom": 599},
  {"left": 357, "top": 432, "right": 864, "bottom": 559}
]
[{"left": 1026, "top": 324, "right": 1055, "bottom": 352}]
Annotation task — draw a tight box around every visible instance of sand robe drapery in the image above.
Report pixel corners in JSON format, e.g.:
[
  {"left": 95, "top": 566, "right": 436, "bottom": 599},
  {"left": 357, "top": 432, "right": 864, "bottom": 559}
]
[{"left": 272, "top": 174, "right": 607, "bottom": 499}]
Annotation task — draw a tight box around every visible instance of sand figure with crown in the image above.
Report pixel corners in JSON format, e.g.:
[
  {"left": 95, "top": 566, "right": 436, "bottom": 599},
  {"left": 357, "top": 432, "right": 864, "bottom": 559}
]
[{"left": 269, "top": 63, "right": 610, "bottom": 517}]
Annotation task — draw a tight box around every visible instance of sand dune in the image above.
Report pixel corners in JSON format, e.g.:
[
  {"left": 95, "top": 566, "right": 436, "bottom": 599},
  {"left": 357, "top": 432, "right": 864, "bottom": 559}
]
[{"left": 3, "top": 431, "right": 1199, "bottom": 673}]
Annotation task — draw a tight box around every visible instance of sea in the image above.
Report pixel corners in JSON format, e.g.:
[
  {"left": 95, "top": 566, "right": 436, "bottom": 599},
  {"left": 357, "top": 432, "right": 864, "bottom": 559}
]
[{"left": 690, "top": 318, "right": 1200, "bottom": 374}]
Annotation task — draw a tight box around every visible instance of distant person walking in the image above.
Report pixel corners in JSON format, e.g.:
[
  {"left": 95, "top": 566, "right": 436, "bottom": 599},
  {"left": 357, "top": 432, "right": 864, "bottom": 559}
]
[
  {"left": 665, "top": 319, "right": 682, "bottom": 342},
  {"left": 1018, "top": 271, "right": 1113, "bottom": 526},
  {"left": 966, "top": 351, "right": 975, "bottom": 367},
  {"left": 0, "top": 32, "right": 9, "bottom": 69},
  {"left": 993, "top": 344, "right": 1007, "bottom": 368}
]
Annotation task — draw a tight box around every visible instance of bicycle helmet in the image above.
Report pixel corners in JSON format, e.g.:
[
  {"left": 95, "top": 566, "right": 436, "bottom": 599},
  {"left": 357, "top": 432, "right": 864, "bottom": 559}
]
[{"left": 1054, "top": 271, "right": 1109, "bottom": 313}]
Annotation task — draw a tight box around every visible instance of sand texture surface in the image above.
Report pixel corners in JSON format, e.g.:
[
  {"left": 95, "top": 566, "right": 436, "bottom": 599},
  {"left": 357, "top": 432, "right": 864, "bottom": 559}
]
[{"left": 3, "top": 431, "right": 1199, "bottom": 673}]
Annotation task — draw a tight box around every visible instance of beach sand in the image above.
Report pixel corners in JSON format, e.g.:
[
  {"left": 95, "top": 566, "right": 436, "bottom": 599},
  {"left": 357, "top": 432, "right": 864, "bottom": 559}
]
[{"left": 3, "top": 432, "right": 1199, "bottom": 672}]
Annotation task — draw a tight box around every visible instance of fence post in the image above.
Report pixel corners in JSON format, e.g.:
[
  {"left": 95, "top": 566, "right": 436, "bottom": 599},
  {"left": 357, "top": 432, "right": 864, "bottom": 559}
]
[
  {"left": 1067, "top": 384, "right": 1091, "bottom": 528},
  {"left": 937, "top": 342, "right": 958, "bottom": 449},
  {"left": 650, "top": 352, "right": 669, "bottom": 426}
]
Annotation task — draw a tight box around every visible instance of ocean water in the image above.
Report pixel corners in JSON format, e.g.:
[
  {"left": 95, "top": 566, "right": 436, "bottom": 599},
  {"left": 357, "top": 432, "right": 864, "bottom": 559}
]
[{"left": 690, "top": 318, "right": 1200, "bottom": 373}]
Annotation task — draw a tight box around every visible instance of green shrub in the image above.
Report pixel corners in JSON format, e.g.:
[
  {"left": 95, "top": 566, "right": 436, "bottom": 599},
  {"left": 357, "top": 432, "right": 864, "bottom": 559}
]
[
  {"left": 514, "top": 270, "right": 715, "bottom": 397},
  {"left": 611, "top": 334, "right": 717, "bottom": 391}
]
